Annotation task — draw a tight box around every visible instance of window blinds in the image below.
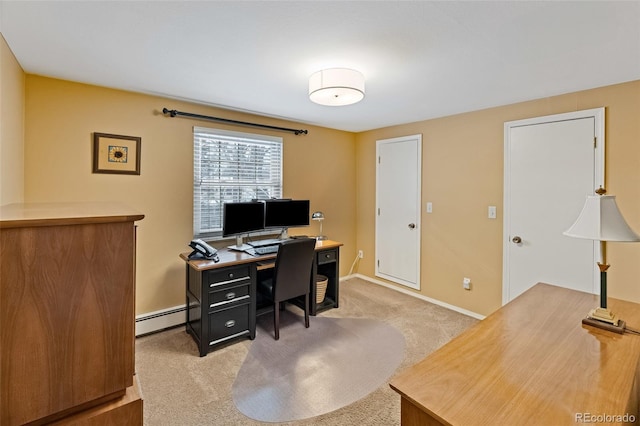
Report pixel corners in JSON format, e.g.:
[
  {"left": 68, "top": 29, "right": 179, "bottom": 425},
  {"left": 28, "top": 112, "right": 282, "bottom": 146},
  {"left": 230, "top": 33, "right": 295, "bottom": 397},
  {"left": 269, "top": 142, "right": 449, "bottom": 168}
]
[{"left": 193, "top": 127, "right": 283, "bottom": 238}]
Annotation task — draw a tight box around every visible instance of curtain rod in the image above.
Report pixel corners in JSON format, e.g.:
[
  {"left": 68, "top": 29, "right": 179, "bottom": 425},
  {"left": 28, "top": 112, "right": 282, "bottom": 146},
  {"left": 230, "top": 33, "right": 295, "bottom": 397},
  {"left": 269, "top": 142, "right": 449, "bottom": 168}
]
[{"left": 162, "top": 108, "right": 308, "bottom": 135}]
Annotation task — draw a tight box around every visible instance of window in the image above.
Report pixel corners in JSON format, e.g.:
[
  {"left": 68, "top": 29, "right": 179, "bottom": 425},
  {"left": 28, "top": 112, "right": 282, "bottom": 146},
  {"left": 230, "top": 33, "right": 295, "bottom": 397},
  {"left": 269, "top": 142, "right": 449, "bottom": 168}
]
[{"left": 193, "top": 127, "right": 283, "bottom": 238}]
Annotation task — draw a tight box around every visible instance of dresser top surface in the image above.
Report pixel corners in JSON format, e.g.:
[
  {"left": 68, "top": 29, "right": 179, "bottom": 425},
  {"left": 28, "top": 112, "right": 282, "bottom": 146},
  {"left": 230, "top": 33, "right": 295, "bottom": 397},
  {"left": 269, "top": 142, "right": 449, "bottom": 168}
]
[{"left": 0, "top": 202, "right": 144, "bottom": 228}]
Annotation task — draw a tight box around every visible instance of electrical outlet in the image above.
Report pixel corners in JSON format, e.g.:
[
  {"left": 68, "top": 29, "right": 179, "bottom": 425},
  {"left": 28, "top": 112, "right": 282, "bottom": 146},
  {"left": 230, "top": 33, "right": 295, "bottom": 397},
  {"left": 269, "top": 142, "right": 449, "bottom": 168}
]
[
  {"left": 358, "top": 250, "right": 364, "bottom": 259},
  {"left": 463, "top": 277, "right": 471, "bottom": 290}
]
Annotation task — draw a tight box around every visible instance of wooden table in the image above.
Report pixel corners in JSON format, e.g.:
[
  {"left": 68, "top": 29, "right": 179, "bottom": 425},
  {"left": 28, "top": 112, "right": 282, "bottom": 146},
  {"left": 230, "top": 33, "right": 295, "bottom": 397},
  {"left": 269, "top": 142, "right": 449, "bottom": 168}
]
[{"left": 390, "top": 283, "right": 640, "bottom": 425}]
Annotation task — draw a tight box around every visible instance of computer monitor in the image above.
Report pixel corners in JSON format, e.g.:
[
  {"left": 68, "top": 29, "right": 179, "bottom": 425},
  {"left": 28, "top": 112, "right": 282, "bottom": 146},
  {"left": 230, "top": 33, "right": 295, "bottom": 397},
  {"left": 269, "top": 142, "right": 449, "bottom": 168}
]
[
  {"left": 222, "top": 201, "right": 265, "bottom": 250},
  {"left": 264, "top": 199, "right": 310, "bottom": 230}
]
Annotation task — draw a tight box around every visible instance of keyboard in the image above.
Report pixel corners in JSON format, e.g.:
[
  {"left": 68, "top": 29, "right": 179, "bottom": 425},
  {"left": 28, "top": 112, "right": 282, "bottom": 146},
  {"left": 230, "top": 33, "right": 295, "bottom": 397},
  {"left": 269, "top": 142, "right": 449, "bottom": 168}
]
[
  {"left": 254, "top": 245, "right": 279, "bottom": 255},
  {"left": 248, "top": 238, "right": 282, "bottom": 248}
]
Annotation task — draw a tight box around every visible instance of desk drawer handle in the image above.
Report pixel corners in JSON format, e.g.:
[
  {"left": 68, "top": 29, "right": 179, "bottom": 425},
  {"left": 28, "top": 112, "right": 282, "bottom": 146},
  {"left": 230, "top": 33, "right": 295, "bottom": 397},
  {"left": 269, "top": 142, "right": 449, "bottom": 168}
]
[
  {"left": 325, "top": 254, "right": 331, "bottom": 259},
  {"left": 228, "top": 273, "right": 234, "bottom": 279},
  {"left": 209, "top": 295, "right": 249, "bottom": 309},
  {"left": 210, "top": 276, "right": 248, "bottom": 287},
  {"left": 225, "top": 320, "right": 236, "bottom": 328},
  {"left": 225, "top": 292, "right": 236, "bottom": 300}
]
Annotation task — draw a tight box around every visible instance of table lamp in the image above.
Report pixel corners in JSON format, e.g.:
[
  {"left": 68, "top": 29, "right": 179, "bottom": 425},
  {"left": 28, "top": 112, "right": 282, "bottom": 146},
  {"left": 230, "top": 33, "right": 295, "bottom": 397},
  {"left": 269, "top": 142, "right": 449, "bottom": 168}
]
[
  {"left": 312, "top": 211, "right": 327, "bottom": 241},
  {"left": 563, "top": 187, "right": 640, "bottom": 333}
]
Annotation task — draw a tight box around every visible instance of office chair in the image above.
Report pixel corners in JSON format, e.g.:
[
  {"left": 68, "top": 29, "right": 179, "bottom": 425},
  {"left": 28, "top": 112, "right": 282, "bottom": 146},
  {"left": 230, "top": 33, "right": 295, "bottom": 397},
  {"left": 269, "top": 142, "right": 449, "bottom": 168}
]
[{"left": 258, "top": 237, "right": 316, "bottom": 340}]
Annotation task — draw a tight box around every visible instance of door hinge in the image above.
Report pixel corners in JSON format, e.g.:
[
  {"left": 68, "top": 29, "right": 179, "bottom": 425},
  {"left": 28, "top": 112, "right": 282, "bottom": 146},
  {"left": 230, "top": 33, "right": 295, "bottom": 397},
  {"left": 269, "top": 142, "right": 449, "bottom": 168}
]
[
  {"left": 377, "top": 259, "right": 380, "bottom": 267},
  {"left": 594, "top": 136, "right": 597, "bottom": 148},
  {"left": 378, "top": 208, "right": 380, "bottom": 216},
  {"left": 378, "top": 156, "right": 381, "bottom": 164}
]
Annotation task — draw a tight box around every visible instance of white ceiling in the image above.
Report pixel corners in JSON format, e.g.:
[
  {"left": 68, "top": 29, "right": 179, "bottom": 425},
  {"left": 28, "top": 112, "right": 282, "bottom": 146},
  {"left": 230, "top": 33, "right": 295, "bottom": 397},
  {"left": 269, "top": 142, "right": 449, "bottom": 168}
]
[{"left": 2, "top": 1, "right": 639, "bottom": 132}]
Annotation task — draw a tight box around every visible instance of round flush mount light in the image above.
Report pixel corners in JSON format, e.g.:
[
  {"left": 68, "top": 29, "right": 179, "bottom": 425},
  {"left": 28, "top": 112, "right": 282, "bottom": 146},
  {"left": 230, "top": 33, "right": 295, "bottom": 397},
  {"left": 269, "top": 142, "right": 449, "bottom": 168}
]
[{"left": 308, "top": 68, "right": 365, "bottom": 106}]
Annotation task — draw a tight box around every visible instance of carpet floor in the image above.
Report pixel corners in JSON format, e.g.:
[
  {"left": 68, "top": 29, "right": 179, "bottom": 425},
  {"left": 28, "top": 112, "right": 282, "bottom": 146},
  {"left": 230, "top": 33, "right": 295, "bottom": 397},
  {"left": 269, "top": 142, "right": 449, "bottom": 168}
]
[{"left": 135, "top": 277, "right": 478, "bottom": 425}]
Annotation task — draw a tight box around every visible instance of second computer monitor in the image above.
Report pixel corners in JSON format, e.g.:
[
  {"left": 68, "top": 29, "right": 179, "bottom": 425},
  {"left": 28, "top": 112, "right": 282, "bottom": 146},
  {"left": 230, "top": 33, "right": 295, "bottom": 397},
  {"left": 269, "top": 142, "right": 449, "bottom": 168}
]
[{"left": 264, "top": 199, "right": 310, "bottom": 229}]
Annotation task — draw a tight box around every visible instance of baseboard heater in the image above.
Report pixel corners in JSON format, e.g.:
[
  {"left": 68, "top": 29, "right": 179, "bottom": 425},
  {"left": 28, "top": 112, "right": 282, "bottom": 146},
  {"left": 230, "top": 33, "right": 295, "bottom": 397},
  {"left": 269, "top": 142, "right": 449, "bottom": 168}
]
[{"left": 135, "top": 305, "right": 186, "bottom": 337}]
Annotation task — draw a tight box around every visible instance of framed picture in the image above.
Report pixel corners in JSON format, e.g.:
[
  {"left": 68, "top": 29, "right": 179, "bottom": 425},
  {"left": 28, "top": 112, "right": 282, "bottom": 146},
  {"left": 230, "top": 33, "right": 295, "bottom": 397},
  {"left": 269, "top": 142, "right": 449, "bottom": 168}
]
[{"left": 93, "top": 132, "right": 141, "bottom": 175}]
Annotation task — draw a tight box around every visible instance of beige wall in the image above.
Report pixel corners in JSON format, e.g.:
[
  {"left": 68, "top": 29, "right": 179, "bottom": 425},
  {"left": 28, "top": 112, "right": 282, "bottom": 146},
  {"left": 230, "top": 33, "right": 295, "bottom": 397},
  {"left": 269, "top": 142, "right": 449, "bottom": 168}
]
[
  {"left": 23, "top": 75, "right": 357, "bottom": 315},
  {"left": 10, "top": 67, "right": 640, "bottom": 318},
  {"left": 0, "top": 34, "right": 25, "bottom": 205},
  {"left": 355, "top": 80, "right": 640, "bottom": 316}
]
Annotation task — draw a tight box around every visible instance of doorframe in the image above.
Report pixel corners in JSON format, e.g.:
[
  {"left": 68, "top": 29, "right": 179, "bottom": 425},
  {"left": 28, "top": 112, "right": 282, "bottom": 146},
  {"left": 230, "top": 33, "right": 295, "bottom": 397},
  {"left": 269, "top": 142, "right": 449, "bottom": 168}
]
[
  {"left": 375, "top": 134, "right": 422, "bottom": 290},
  {"left": 502, "top": 107, "right": 605, "bottom": 305}
]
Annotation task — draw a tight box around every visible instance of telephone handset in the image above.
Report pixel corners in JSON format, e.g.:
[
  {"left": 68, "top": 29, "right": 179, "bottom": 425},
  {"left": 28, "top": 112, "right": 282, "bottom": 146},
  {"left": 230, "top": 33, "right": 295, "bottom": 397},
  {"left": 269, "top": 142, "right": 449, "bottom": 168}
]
[{"left": 188, "top": 239, "right": 219, "bottom": 262}]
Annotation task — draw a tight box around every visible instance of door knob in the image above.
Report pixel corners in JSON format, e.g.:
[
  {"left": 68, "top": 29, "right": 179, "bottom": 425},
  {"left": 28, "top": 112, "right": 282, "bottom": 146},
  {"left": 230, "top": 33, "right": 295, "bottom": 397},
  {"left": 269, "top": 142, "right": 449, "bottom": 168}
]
[
  {"left": 408, "top": 223, "right": 416, "bottom": 229},
  {"left": 512, "top": 236, "right": 522, "bottom": 244}
]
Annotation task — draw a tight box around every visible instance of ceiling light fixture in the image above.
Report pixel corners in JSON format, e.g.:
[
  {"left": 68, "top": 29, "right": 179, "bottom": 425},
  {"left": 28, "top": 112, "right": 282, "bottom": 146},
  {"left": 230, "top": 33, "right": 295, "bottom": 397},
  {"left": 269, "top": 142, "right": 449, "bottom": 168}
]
[{"left": 309, "top": 68, "right": 365, "bottom": 106}]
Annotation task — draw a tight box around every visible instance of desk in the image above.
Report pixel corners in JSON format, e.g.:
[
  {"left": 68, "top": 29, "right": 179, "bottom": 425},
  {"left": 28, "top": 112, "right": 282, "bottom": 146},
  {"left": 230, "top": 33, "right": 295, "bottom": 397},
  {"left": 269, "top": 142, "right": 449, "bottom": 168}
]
[
  {"left": 389, "top": 283, "right": 640, "bottom": 425},
  {"left": 180, "top": 240, "right": 342, "bottom": 356}
]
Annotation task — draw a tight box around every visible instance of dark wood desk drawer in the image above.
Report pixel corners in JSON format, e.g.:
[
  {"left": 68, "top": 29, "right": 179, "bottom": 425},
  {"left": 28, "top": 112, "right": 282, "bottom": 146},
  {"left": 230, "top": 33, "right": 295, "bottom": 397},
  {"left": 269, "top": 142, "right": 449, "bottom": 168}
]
[
  {"left": 205, "top": 265, "right": 251, "bottom": 287},
  {"left": 208, "top": 303, "right": 250, "bottom": 344},
  {"left": 208, "top": 282, "right": 250, "bottom": 310},
  {"left": 317, "top": 249, "right": 337, "bottom": 265}
]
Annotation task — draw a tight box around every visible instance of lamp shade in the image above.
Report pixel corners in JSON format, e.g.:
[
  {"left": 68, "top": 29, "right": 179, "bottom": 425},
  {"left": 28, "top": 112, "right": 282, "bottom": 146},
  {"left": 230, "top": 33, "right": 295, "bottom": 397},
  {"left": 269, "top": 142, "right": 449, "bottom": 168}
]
[
  {"left": 312, "top": 211, "right": 324, "bottom": 221},
  {"left": 309, "top": 68, "right": 365, "bottom": 106},
  {"left": 563, "top": 195, "right": 640, "bottom": 242}
]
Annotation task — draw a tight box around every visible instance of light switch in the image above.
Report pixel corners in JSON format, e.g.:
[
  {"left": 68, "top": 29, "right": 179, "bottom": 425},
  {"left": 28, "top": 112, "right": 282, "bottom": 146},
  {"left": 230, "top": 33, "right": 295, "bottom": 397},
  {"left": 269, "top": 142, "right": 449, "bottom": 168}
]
[
  {"left": 426, "top": 202, "right": 433, "bottom": 213},
  {"left": 488, "top": 206, "right": 497, "bottom": 219}
]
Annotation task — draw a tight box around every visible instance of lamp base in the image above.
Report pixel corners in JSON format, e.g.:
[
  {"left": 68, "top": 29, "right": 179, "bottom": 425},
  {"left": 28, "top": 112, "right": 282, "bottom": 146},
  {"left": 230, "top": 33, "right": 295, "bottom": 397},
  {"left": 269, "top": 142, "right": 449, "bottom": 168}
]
[
  {"left": 315, "top": 235, "right": 327, "bottom": 241},
  {"left": 588, "top": 307, "right": 620, "bottom": 325},
  {"left": 582, "top": 317, "right": 626, "bottom": 334}
]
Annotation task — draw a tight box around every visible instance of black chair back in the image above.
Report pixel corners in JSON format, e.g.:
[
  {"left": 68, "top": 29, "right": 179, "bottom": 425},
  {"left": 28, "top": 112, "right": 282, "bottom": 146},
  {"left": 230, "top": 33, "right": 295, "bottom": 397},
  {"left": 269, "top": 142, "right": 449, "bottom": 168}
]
[{"left": 272, "top": 238, "right": 316, "bottom": 302}]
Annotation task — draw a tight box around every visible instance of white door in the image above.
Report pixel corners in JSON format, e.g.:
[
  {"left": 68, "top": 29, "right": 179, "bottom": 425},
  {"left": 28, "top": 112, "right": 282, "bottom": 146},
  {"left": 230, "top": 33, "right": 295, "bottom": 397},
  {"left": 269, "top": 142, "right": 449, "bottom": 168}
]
[
  {"left": 376, "top": 135, "right": 422, "bottom": 289},
  {"left": 503, "top": 108, "right": 604, "bottom": 303}
]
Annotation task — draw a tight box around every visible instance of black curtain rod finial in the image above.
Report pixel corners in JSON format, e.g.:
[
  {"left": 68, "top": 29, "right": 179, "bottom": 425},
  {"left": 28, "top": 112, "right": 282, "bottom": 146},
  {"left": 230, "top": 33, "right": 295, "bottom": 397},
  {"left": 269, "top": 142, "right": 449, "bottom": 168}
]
[
  {"left": 161, "top": 107, "right": 308, "bottom": 136},
  {"left": 162, "top": 108, "right": 177, "bottom": 117}
]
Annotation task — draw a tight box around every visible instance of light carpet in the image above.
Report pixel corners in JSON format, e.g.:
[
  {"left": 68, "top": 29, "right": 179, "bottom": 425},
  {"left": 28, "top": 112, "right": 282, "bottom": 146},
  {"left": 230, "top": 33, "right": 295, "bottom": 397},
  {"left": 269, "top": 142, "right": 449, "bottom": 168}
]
[
  {"left": 232, "top": 310, "right": 405, "bottom": 422},
  {"left": 135, "top": 278, "right": 479, "bottom": 425}
]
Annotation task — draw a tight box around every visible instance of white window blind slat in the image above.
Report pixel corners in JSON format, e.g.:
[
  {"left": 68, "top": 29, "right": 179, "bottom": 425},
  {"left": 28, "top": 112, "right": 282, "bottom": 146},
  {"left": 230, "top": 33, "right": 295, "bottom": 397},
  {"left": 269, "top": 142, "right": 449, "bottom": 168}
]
[{"left": 193, "top": 127, "right": 283, "bottom": 238}]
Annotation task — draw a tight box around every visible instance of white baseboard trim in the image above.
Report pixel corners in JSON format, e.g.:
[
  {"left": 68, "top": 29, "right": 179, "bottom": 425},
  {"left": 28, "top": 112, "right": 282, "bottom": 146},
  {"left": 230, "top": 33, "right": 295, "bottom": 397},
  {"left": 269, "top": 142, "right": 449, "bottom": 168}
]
[
  {"left": 348, "top": 273, "right": 485, "bottom": 320},
  {"left": 135, "top": 274, "right": 484, "bottom": 336},
  {"left": 135, "top": 305, "right": 186, "bottom": 336}
]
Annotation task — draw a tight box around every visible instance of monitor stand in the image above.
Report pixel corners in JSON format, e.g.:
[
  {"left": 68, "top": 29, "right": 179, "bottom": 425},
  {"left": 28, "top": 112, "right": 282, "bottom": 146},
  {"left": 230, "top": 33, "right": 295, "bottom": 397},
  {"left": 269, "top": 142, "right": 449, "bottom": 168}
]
[{"left": 228, "top": 235, "right": 252, "bottom": 252}]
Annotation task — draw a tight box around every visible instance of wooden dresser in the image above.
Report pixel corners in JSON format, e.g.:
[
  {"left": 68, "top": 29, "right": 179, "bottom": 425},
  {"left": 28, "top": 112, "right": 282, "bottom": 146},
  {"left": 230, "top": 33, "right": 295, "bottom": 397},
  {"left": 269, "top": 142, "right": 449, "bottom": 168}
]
[
  {"left": 390, "top": 283, "right": 640, "bottom": 425},
  {"left": 0, "top": 202, "right": 144, "bottom": 425}
]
